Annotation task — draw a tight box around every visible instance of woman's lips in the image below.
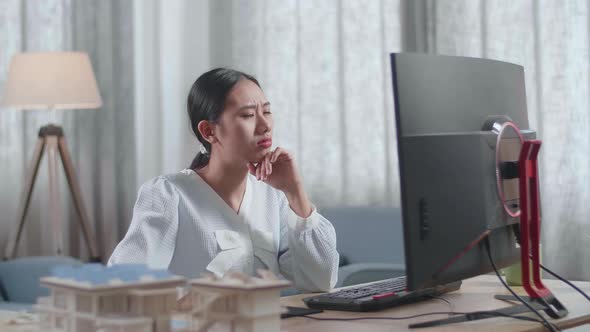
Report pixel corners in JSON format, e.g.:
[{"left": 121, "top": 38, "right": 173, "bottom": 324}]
[{"left": 257, "top": 139, "right": 272, "bottom": 148}]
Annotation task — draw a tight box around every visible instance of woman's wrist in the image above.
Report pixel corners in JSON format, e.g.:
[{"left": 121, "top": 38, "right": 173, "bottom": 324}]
[{"left": 284, "top": 184, "right": 313, "bottom": 218}]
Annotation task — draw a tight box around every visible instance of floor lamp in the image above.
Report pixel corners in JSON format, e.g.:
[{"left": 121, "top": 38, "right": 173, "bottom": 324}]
[{"left": 2, "top": 52, "right": 102, "bottom": 262}]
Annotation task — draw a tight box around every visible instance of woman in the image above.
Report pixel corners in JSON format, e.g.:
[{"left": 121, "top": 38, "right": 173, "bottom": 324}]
[{"left": 109, "top": 68, "right": 339, "bottom": 292}]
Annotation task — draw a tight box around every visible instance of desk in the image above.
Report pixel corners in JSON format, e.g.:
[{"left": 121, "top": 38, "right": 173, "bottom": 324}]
[
  {"left": 281, "top": 275, "right": 590, "bottom": 332},
  {"left": 2, "top": 275, "right": 589, "bottom": 331}
]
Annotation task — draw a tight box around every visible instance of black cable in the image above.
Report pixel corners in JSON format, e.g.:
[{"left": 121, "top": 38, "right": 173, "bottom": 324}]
[
  {"left": 303, "top": 311, "right": 458, "bottom": 321},
  {"left": 537, "top": 260, "right": 590, "bottom": 303},
  {"left": 465, "top": 311, "right": 554, "bottom": 324},
  {"left": 303, "top": 310, "right": 551, "bottom": 324},
  {"left": 485, "top": 237, "right": 561, "bottom": 332},
  {"left": 427, "top": 294, "right": 454, "bottom": 313}
]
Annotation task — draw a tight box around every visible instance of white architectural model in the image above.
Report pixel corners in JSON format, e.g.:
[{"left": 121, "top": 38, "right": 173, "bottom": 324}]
[
  {"left": 36, "top": 264, "right": 185, "bottom": 332},
  {"left": 34, "top": 265, "right": 291, "bottom": 332},
  {"left": 180, "top": 269, "right": 291, "bottom": 332}
]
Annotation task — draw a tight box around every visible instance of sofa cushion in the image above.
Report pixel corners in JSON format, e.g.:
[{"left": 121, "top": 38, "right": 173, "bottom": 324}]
[
  {"left": 337, "top": 262, "right": 406, "bottom": 287},
  {"left": 0, "top": 256, "right": 82, "bottom": 304},
  {"left": 318, "top": 206, "right": 405, "bottom": 265}
]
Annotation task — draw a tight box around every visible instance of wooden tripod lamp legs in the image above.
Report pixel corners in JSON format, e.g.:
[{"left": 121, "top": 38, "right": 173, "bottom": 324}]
[
  {"left": 47, "top": 136, "right": 64, "bottom": 256},
  {"left": 4, "top": 137, "right": 45, "bottom": 260},
  {"left": 3, "top": 125, "right": 101, "bottom": 262},
  {"left": 58, "top": 136, "right": 100, "bottom": 261}
]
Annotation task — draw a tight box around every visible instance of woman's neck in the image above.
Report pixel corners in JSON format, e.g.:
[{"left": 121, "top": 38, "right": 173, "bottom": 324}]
[{"left": 195, "top": 157, "right": 249, "bottom": 213}]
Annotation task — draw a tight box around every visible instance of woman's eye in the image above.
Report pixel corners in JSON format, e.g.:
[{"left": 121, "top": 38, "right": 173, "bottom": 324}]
[
  {"left": 241, "top": 114, "right": 255, "bottom": 118},
  {"left": 264, "top": 111, "right": 272, "bottom": 115}
]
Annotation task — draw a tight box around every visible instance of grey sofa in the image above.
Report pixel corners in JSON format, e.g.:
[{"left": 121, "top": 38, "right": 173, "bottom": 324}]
[
  {"left": 0, "top": 208, "right": 404, "bottom": 303},
  {"left": 319, "top": 206, "right": 406, "bottom": 287},
  {"left": 0, "top": 256, "right": 82, "bottom": 311}
]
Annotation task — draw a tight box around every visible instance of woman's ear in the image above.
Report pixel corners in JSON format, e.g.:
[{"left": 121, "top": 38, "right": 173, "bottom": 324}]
[{"left": 197, "top": 120, "right": 217, "bottom": 144}]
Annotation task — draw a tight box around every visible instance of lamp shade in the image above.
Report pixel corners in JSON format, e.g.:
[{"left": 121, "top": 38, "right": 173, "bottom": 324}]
[{"left": 2, "top": 52, "right": 102, "bottom": 110}]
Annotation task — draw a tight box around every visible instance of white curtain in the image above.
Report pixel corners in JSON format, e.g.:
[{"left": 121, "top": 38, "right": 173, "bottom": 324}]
[
  {"left": 0, "top": 0, "right": 135, "bottom": 261},
  {"left": 133, "top": 0, "right": 208, "bottom": 186},
  {"left": 212, "top": 0, "right": 590, "bottom": 280}
]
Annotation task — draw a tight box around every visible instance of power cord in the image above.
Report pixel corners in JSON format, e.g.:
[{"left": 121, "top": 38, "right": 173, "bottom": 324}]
[
  {"left": 485, "top": 237, "right": 561, "bottom": 332},
  {"left": 303, "top": 309, "right": 553, "bottom": 324},
  {"left": 427, "top": 294, "right": 454, "bottom": 314},
  {"left": 303, "top": 311, "right": 460, "bottom": 321},
  {"left": 538, "top": 261, "right": 590, "bottom": 302}
]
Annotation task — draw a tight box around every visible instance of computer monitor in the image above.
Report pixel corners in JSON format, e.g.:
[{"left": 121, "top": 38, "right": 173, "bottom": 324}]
[{"left": 390, "top": 53, "right": 536, "bottom": 291}]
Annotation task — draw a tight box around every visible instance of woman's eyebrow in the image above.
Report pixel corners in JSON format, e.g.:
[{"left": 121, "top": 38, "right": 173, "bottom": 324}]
[
  {"left": 237, "top": 104, "right": 256, "bottom": 112},
  {"left": 237, "top": 101, "right": 271, "bottom": 112}
]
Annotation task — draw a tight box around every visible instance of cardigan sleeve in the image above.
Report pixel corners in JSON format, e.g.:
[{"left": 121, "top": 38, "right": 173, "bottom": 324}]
[
  {"left": 108, "top": 177, "right": 179, "bottom": 269},
  {"left": 277, "top": 193, "right": 339, "bottom": 292}
]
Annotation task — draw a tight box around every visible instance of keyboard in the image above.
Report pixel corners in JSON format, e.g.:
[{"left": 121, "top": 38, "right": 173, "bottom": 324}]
[{"left": 303, "top": 276, "right": 462, "bottom": 312}]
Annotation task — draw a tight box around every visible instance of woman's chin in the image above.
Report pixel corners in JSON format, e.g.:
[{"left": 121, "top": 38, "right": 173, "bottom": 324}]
[
  {"left": 248, "top": 151, "right": 269, "bottom": 163},
  {"left": 257, "top": 147, "right": 272, "bottom": 156}
]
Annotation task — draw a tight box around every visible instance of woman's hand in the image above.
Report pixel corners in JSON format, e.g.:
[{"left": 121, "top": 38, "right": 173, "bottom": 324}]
[
  {"left": 247, "top": 147, "right": 313, "bottom": 218},
  {"left": 248, "top": 147, "right": 299, "bottom": 192}
]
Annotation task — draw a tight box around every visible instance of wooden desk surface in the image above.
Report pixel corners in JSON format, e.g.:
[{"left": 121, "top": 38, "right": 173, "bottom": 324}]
[
  {"left": 280, "top": 275, "right": 590, "bottom": 332},
  {"left": 1, "top": 275, "right": 588, "bottom": 331}
]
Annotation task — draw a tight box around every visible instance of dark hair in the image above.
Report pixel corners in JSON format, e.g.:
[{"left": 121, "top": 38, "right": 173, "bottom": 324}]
[{"left": 187, "top": 68, "right": 260, "bottom": 169}]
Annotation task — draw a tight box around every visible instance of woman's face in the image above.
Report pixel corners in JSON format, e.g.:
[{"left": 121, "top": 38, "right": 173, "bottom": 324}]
[{"left": 213, "top": 78, "right": 273, "bottom": 164}]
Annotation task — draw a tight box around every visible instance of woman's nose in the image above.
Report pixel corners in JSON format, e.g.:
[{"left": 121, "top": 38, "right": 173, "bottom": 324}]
[{"left": 256, "top": 114, "right": 271, "bottom": 133}]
